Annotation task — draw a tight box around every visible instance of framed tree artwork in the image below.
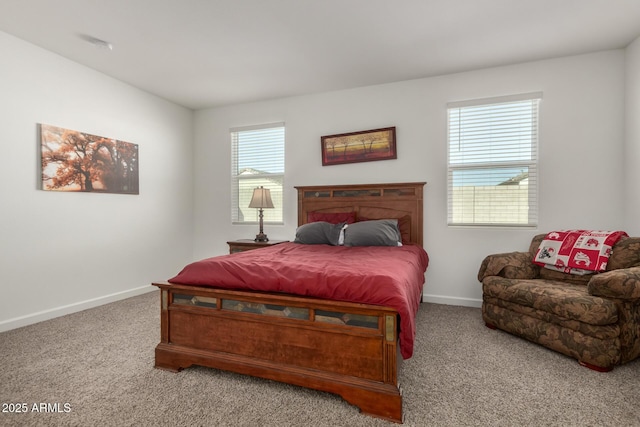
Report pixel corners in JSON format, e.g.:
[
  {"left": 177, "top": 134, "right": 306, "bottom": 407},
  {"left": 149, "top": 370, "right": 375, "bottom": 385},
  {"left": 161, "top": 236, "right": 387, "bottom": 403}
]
[
  {"left": 321, "top": 126, "right": 396, "bottom": 166},
  {"left": 40, "top": 124, "right": 139, "bottom": 194}
]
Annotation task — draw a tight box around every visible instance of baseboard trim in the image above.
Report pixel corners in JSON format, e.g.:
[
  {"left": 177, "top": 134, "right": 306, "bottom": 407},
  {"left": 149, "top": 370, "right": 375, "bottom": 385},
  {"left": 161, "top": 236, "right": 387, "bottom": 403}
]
[
  {"left": 422, "top": 294, "right": 482, "bottom": 308},
  {"left": 1, "top": 288, "right": 480, "bottom": 333},
  {"left": 0, "top": 285, "right": 156, "bottom": 333}
]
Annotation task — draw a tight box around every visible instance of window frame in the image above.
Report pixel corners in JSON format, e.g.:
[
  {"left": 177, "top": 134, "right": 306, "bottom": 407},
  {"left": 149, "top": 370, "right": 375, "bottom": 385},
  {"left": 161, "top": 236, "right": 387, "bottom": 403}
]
[
  {"left": 230, "top": 122, "right": 285, "bottom": 225},
  {"left": 446, "top": 92, "right": 541, "bottom": 227}
]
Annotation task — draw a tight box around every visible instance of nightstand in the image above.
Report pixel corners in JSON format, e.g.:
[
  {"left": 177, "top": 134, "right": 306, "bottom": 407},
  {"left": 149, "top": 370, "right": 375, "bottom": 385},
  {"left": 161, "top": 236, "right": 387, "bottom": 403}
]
[{"left": 227, "top": 239, "right": 289, "bottom": 254}]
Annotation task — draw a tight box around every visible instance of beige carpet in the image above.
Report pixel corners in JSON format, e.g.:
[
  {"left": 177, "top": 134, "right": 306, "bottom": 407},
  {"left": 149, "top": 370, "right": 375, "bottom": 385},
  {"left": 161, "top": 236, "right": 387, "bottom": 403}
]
[{"left": 1, "top": 290, "right": 638, "bottom": 426}]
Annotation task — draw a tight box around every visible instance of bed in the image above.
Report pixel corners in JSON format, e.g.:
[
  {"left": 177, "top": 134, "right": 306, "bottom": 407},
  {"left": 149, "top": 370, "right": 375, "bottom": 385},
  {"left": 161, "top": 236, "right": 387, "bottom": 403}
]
[{"left": 152, "top": 182, "right": 428, "bottom": 423}]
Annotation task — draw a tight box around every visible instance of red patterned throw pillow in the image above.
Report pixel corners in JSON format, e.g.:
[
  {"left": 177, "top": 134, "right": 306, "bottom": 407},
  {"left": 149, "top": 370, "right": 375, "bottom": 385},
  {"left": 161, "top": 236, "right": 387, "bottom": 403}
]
[{"left": 307, "top": 211, "right": 356, "bottom": 224}]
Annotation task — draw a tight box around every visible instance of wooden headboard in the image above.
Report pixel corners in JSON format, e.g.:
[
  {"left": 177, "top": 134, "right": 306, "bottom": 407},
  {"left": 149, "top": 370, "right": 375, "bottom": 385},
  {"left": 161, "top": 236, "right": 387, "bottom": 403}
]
[{"left": 295, "top": 182, "right": 426, "bottom": 247}]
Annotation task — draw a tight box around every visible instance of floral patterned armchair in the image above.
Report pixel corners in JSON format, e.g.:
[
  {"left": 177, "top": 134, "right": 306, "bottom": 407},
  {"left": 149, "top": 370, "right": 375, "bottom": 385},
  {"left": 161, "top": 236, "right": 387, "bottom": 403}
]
[{"left": 478, "top": 234, "right": 640, "bottom": 371}]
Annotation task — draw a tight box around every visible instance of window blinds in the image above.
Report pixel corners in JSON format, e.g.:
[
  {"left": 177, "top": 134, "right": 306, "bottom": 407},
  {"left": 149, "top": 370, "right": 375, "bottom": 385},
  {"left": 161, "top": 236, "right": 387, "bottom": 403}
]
[
  {"left": 231, "top": 123, "right": 285, "bottom": 224},
  {"left": 447, "top": 93, "right": 541, "bottom": 226}
]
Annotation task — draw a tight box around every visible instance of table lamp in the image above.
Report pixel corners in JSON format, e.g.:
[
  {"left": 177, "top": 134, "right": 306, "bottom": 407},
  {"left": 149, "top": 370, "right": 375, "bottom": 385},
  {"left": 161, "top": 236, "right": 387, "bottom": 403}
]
[{"left": 248, "top": 186, "right": 274, "bottom": 242}]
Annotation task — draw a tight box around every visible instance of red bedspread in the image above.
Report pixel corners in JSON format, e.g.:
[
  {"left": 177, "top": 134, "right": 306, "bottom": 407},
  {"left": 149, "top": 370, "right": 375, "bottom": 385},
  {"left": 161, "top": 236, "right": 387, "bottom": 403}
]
[{"left": 169, "top": 242, "right": 429, "bottom": 359}]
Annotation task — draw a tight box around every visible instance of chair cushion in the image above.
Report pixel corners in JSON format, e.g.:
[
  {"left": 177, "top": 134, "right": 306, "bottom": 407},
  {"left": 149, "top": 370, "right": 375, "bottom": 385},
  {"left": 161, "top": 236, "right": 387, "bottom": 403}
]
[
  {"left": 482, "top": 276, "right": 618, "bottom": 326},
  {"left": 528, "top": 234, "right": 596, "bottom": 285}
]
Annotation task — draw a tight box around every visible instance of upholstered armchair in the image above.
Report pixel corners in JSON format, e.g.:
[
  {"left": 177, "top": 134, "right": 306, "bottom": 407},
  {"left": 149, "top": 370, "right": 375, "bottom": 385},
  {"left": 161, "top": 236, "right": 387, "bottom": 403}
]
[{"left": 478, "top": 234, "right": 640, "bottom": 371}]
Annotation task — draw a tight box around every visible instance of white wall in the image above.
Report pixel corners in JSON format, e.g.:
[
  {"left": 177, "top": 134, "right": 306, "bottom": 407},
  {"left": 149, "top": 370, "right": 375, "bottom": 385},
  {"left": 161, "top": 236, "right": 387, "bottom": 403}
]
[
  {"left": 1, "top": 28, "right": 630, "bottom": 327},
  {"left": 625, "top": 36, "right": 640, "bottom": 235},
  {"left": 0, "top": 32, "right": 195, "bottom": 330},
  {"left": 193, "top": 50, "right": 626, "bottom": 307}
]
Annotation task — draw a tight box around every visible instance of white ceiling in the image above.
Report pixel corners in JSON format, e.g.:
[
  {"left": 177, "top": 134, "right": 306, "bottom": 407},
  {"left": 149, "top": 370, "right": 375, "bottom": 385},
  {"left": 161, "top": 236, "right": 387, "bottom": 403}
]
[{"left": 1, "top": 0, "right": 640, "bottom": 110}]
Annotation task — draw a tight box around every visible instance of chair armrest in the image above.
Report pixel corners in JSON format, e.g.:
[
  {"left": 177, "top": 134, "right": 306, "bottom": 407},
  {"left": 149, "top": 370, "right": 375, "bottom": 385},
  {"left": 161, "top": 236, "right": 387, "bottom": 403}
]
[
  {"left": 587, "top": 267, "right": 640, "bottom": 300},
  {"left": 478, "top": 251, "right": 539, "bottom": 282}
]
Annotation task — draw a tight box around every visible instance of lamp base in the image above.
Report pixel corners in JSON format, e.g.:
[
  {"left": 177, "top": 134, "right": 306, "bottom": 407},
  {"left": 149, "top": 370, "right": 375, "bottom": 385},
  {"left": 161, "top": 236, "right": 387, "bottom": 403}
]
[{"left": 254, "top": 233, "right": 269, "bottom": 242}]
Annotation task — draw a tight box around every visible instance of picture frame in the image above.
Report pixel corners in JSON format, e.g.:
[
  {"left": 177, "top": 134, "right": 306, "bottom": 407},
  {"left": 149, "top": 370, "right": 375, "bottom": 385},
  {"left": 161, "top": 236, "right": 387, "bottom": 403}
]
[
  {"left": 40, "top": 124, "right": 139, "bottom": 194},
  {"left": 321, "top": 126, "right": 396, "bottom": 166}
]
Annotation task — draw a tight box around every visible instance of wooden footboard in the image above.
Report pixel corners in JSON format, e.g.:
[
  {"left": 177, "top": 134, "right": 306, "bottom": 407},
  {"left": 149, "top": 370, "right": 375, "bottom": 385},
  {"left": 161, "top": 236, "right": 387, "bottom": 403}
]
[{"left": 153, "top": 282, "right": 404, "bottom": 423}]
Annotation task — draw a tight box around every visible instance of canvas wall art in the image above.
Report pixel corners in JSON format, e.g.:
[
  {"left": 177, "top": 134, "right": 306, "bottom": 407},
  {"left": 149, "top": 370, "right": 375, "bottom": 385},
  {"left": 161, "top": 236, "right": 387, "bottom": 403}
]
[
  {"left": 321, "top": 126, "right": 396, "bottom": 166},
  {"left": 40, "top": 124, "right": 139, "bottom": 194}
]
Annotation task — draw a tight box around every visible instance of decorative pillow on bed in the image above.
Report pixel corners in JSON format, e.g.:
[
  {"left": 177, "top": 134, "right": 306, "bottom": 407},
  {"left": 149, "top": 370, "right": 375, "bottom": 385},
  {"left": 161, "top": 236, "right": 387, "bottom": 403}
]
[
  {"left": 294, "top": 221, "right": 346, "bottom": 245},
  {"left": 358, "top": 215, "right": 411, "bottom": 244},
  {"left": 343, "top": 219, "right": 402, "bottom": 247},
  {"left": 307, "top": 211, "right": 356, "bottom": 224}
]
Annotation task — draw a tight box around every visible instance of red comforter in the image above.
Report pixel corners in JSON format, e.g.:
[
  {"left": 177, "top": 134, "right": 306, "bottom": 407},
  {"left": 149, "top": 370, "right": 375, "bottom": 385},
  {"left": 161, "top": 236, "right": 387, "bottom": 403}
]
[{"left": 169, "top": 242, "right": 429, "bottom": 359}]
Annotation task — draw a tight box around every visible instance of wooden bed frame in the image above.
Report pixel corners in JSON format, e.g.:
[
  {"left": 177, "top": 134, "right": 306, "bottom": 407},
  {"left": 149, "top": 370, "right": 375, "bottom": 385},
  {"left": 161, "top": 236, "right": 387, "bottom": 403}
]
[{"left": 153, "top": 182, "right": 425, "bottom": 423}]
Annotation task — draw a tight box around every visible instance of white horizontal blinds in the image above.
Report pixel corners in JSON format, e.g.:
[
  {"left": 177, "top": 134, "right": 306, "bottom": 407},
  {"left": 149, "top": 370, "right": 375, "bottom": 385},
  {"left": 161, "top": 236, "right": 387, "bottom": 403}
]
[
  {"left": 447, "top": 93, "right": 541, "bottom": 226},
  {"left": 231, "top": 122, "right": 285, "bottom": 224}
]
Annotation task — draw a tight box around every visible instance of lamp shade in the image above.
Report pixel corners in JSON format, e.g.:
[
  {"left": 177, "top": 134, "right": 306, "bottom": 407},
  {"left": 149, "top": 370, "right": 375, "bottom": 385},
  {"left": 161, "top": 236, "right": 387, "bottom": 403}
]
[{"left": 248, "top": 186, "right": 274, "bottom": 209}]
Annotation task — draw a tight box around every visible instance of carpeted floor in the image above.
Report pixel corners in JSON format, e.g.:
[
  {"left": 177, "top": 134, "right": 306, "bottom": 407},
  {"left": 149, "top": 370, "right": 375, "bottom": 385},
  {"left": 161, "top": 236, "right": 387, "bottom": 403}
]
[{"left": 1, "top": 291, "right": 638, "bottom": 426}]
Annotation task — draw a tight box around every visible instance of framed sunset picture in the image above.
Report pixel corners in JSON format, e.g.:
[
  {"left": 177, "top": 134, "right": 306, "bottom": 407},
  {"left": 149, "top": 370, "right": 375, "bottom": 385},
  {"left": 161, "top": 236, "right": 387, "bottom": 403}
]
[{"left": 321, "top": 126, "right": 396, "bottom": 166}]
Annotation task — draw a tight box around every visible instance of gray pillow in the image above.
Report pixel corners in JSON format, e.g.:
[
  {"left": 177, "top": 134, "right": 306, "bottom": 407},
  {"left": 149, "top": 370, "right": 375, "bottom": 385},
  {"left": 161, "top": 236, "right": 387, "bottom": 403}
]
[
  {"left": 294, "top": 221, "right": 345, "bottom": 245},
  {"left": 344, "top": 219, "right": 402, "bottom": 247}
]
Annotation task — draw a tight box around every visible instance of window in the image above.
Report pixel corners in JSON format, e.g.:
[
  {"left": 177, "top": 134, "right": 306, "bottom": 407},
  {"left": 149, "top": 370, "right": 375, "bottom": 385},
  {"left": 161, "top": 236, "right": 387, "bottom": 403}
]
[
  {"left": 447, "top": 92, "right": 541, "bottom": 227},
  {"left": 231, "top": 123, "right": 284, "bottom": 224}
]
